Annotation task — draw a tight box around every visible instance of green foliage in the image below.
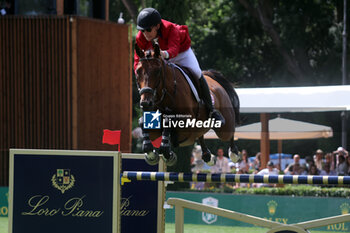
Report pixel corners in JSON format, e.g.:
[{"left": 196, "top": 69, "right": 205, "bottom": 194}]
[
  {"left": 186, "top": 0, "right": 349, "bottom": 86},
  {"left": 187, "top": 184, "right": 350, "bottom": 198},
  {"left": 145, "top": 0, "right": 193, "bottom": 25}
]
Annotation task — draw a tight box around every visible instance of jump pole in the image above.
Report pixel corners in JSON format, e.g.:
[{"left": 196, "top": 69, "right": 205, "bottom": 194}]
[{"left": 122, "top": 171, "right": 350, "bottom": 185}]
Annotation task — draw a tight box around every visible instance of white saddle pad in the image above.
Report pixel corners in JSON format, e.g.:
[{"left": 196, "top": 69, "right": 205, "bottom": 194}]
[{"left": 169, "top": 63, "right": 201, "bottom": 103}]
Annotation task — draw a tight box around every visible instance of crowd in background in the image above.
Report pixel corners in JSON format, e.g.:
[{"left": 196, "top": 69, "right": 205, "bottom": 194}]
[{"left": 190, "top": 145, "right": 349, "bottom": 189}]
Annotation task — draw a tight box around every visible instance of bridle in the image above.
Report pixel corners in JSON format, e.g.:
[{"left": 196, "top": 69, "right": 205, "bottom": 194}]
[{"left": 136, "top": 57, "right": 177, "bottom": 110}]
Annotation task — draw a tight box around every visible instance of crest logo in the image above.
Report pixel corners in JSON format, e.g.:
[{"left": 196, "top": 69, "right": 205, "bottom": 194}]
[
  {"left": 51, "top": 169, "right": 75, "bottom": 194},
  {"left": 340, "top": 203, "right": 350, "bottom": 215},
  {"left": 202, "top": 197, "right": 218, "bottom": 224},
  {"left": 267, "top": 200, "right": 278, "bottom": 216}
]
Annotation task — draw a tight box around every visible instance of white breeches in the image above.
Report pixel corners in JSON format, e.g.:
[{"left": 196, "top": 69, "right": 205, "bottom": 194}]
[{"left": 169, "top": 48, "right": 202, "bottom": 79}]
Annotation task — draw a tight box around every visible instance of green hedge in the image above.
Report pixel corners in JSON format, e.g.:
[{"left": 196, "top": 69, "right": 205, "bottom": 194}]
[
  {"left": 232, "top": 185, "right": 350, "bottom": 198},
  {"left": 180, "top": 184, "right": 350, "bottom": 198}
]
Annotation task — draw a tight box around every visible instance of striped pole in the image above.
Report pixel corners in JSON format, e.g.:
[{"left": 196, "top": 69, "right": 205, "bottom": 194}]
[{"left": 122, "top": 172, "right": 350, "bottom": 185}]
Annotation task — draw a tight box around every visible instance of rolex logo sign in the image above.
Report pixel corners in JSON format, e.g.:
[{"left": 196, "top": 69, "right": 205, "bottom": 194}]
[
  {"left": 202, "top": 197, "right": 218, "bottom": 224},
  {"left": 340, "top": 203, "right": 350, "bottom": 215},
  {"left": 267, "top": 200, "right": 278, "bottom": 216},
  {"left": 51, "top": 169, "right": 75, "bottom": 194}
]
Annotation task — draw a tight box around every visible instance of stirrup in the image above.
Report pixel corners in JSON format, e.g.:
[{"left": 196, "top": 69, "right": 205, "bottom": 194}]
[{"left": 209, "top": 110, "right": 225, "bottom": 125}]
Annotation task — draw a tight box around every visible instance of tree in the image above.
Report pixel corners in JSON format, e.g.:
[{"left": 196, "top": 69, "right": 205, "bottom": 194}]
[
  {"left": 119, "top": 0, "right": 194, "bottom": 25},
  {"left": 188, "top": 0, "right": 345, "bottom": 86}
]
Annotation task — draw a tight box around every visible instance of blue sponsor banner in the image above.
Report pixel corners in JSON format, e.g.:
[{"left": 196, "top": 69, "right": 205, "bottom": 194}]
[
  {"left": 9, "top": 150, "right": 119, "bottom": 233},
  {"left": 121, "top": 156, "right": 161, "bottom": 233}
]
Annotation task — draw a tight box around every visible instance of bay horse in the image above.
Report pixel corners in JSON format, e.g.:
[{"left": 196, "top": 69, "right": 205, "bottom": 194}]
[{"left": 135, "top": 41, "right": 240, "bottom": 166}]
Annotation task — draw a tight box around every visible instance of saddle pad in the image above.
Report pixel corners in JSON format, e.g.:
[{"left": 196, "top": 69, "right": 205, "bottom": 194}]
[{"left": 169, "top": 63, "right": 201, "bottom": 103}]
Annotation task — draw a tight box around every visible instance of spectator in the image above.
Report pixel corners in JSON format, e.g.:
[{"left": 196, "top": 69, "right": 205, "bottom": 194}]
[
  {"left": 305, "top": 155, "right": 315, "bottom": 173},
  {"left": 257, "top": 161, "right": 279, "bottom": 175},
  {"left": 251, "top": 152, "right": 261, "bottom": 171},
  {"left": 237, "top": 149, "right": 249, "bottom": 173},
  {"left": 336, "top": 154, "right": 348, "bottom": 176},
  {"left": 334, "top": 147, "right": 349, "bottom": 157},
  {"left": 334, "top": 147, "right": 349, "bottom": 175},
  {"left": 190, "top": 145, "right": 207, "bottom": 190},
  {"left": 346, "top": 156, "right": 350, "bottom": 175},
  {"left": 299, "top": 164, "right": 308, "bottom": 175},
  {"left": 324, "top": 153, "right": 335, "bottom": 173},
  {"left": 234, "top": 169, "right": 249, "bottom": 188},
  {"left": 210, "top": 148, "right": 231, "bottom": 189},
  {"left": 314, "top": 149, "right": 325, "bottom": 171},
  {"left": 191, "top": 145, "right": 205, "bottom": 173},
  {"left": 256, "top": 161, "right": 279, "bottom": 187},
  {"left": 320, "top": 163, "right": 336, "bottom": 176},
  {"left": 210, "top": 148, "right": 231, "bottom": 174},
  {"left": 284, "top": 154, "right": 301, "bottom": 175},
  {"left": 308, "top": 164, "right": 319, "bottom": 175}
]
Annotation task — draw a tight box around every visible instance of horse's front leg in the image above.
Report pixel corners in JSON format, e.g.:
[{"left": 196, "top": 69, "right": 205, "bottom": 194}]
[
  {"left": 159, "top": 118, "right": 177, "bottom": 166},
  {"left": 139, "top": 116, "right": 160, "bottom": 165},
  {"left": 198, "top": 136, "right": 216, "bottom": 166}
]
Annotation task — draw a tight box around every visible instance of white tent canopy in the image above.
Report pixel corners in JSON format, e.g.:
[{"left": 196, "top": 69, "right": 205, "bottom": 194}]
[
  {"left": 204, "top": 117, "right": 333, "bottom": 140},
  {"left": 237, "top": 117, "right": 332, "bottom": 140},
  {"left": 236, "top": 85, "right": 350, "bottom": 113}
]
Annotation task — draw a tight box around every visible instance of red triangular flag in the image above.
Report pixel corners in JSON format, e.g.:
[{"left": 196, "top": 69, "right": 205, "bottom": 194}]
[
  {"left": 102, "top": 130, "right": 121, "bottom": 150},
  {"left": 151, "top": 136, "right": 162, "bottom": 148}
]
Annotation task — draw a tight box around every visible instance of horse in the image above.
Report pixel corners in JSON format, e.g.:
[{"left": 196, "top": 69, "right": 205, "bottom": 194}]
[{"left": 135, "top": 41, "right": 240, "bottom": 166}]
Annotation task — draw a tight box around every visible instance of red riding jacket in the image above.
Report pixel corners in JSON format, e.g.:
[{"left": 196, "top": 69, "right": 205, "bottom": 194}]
[{"left": 134, "top": 19, "right": 191, "bottom": 72}]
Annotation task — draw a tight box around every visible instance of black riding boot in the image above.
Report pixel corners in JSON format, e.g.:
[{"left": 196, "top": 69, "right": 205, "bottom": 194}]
[{"left": 199, "top": 75, "right": 225, "bottom": 125}]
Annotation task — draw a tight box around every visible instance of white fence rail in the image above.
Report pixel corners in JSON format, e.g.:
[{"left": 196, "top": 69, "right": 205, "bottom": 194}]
[{"left": 167, "top": 198, "right": 350, "bottom": 233}]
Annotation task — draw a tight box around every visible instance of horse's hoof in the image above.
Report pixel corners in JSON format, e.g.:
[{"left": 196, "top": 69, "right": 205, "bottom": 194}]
[
  {"left": 202, "top": 150, "right": 211, "bottom": 163},
  {"left": 162, "top": 151, "right": 177, "bottom": 167},
  {"left": 158, "top": 145, "right": 170, "bottom": 156},
  {"left": 144, "top": 150, "right": 160, "bottom": 165},
  {"left": 206, "top": 154, "right": 216, "bottom": 166},
  {"left": 143, "top": 142, "right": 154, "bottom": 154},
  {"left": 229, "top": 148, "right": 241, "bottom": 163}
]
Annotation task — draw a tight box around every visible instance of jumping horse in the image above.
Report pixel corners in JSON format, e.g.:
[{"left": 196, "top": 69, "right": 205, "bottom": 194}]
[{"left": 135, "top": 41, "right": 240, "bottom": 166}]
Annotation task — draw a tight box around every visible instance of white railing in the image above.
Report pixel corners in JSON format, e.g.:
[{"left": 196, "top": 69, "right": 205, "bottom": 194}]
[{"left": 167, "top": 198, "right": 350, "bottom": 233}]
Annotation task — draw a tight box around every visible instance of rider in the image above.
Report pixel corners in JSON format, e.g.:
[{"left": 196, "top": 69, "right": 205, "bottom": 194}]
[{"left": 134, "top": 7, "right": 225, "bottom": 124}]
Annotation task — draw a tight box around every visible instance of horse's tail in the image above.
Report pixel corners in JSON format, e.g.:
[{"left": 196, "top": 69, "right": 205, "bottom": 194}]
[{"left": 203, "top": 70, "right": 240, "bottom": 125}]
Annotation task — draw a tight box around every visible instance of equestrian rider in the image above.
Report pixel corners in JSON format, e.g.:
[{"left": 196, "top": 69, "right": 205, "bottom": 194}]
[{"left": 134, "top": 7, "right": 225, "bottom": 124}]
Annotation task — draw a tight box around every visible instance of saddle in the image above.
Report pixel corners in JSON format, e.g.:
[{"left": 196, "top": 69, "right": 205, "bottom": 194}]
[{"left": 169, "top": 63, "right": 201, "bottom": 103}]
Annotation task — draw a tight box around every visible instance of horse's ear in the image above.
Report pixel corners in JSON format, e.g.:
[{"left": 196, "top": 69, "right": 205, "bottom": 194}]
[
  {"left": 135, "top": 43, "right": 144, "bottom": 58},
  {"left": 152, "top": 40, "right": 160, "bottom": 58}
]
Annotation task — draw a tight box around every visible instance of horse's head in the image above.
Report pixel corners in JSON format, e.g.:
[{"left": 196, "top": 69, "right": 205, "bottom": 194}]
[{"left": 135, "top": 41, "right": 163, "bottom": 111}]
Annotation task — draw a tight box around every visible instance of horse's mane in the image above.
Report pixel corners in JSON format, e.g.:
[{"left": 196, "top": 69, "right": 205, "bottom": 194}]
[{"left": 203, "top": 70, "right": 240, "bottom": 125}]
